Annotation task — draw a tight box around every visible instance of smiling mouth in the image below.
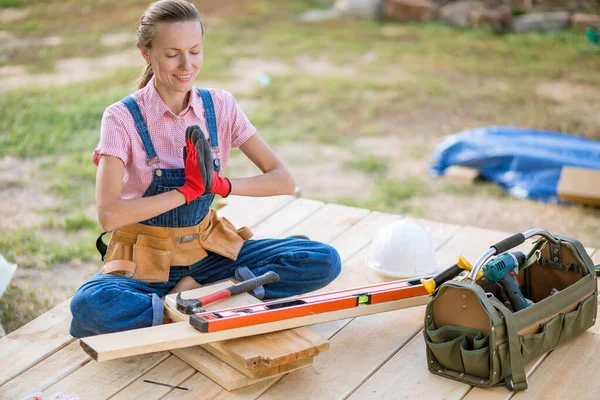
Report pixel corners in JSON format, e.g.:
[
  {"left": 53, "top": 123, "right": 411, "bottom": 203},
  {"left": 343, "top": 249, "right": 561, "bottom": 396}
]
[{"left": 174, "top": 74, "right": 193, "bottom": 82}]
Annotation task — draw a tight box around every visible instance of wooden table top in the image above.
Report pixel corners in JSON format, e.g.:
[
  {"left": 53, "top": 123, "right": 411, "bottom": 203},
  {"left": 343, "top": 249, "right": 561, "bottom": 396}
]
[{"left": 2, "top": 194, "right": 599, "bottom": 400}]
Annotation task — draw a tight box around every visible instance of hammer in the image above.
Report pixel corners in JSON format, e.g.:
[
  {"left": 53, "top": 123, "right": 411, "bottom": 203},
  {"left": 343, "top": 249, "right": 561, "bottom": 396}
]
[{"left": 176, "top": 271, "right": 280, "bottom": 314}]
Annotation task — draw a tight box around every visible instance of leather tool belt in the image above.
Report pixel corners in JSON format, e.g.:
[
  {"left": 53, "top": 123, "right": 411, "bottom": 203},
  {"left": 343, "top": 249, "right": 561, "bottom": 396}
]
[{"left": 101, "top": 208, "right": 253, "bottom": 283}]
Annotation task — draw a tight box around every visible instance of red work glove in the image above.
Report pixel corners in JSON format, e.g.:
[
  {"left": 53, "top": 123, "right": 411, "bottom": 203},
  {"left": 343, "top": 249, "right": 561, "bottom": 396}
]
[
  {"left": 178, "top": 126, "right": 232, "bottom": 203},
  {"left": 208, "top": 169, "right": 232, "bottom": 198},
  {"left": 177, "top": 126, "right": 210, "bottom": 204}
]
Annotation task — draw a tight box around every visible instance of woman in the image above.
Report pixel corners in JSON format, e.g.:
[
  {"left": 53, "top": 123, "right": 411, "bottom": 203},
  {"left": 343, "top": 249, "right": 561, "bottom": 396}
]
[{"left": 69, "top": 0, "right": 341, "bottom": 338}]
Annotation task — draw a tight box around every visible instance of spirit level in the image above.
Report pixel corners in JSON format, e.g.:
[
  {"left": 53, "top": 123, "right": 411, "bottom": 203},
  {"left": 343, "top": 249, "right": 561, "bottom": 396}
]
[{"left": 190, "top": 276, "right": 431, "bottom": 333}]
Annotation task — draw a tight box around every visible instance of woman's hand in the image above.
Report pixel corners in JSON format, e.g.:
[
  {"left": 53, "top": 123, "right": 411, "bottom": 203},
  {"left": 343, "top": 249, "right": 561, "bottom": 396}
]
[{"left": 178, "top": 125, "right": 231, "bottom": 203}]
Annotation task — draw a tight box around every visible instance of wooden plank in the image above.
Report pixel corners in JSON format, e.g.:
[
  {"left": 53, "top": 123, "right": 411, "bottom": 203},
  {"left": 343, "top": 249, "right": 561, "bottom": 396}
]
[
  {"left": 511, "top": 298, "right": 600, "bottom": 400},
  {"left": 162, "top": 371, "right": 275, "bottom": 400},
  {"left": 43, "top": 352, "right": 170, "bottom": 400},
  {"left": 216, "top": 194, "right": 297, "bottom": 229},
  {"left": 255, "top": 220, "right": 463, "bottom": 399},
  {"left": 110, "top": 355, "right": 196, "bottom": 400},
  {"left": 0, "top": 341, "right": 90, "bottom": 400},
  {"left": 111, "top": 356, "right": 196, "bottom": 400},
  {"left": 0, "top": 298, "right": 74, "bottom": 386},
  {"left": 251, "top": 198, "right": 325, "bottom": 239},
  {"left": 160, "top": 215, "right": 462, "bottom": 398},
  {"left": 171, "top": 346, "right": 311, "bottom": 391},
  {"left": 80, "top": 293, "right": 431, "bottom": 362},
  {"left": 258, "top": 306, "right": 427, "bottom": 399},
  {"left": 165, "top": 282, "right": 328, "bottom": 375},
  {"left": 201, "top": 346, "right": 313, "bottom": 379},
  {"left": 207, "top": 328, "right": 328, "bottom": 370},
  {"left": 348, "top": 330, "right": 470, "bottom": 400},
  {"left": 281, "top": 203, "right": 370, "bottom": 243}
]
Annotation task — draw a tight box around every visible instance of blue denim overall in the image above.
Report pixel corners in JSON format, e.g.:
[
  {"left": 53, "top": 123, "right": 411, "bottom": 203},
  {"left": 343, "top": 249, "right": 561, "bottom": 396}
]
[{"left": 70, "top": 89, "right": 341, "bottom": 338}]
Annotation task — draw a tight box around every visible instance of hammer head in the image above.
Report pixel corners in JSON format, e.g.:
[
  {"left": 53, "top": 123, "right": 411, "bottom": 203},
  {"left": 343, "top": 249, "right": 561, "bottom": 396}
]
[{"left": 176, "top": 292, "right": 205, "bottom": 315}]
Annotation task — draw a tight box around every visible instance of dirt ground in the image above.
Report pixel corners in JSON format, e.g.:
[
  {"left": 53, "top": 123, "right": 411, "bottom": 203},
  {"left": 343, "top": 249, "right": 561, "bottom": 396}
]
[{"left": 1, "top": 4, "right": 600, "bottom": 334}]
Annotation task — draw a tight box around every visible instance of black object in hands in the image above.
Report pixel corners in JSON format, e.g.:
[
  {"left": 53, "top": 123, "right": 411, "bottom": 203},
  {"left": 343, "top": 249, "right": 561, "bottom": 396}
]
[{"left": 183, "top": 125, "right": 213, "bottom": 191}]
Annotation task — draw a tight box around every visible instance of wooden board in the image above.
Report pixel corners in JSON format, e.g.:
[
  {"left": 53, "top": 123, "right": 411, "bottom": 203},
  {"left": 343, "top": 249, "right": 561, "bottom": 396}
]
[
  {"left": 348, "top": 329, "right": 470, "bottom": 400},
  {"left": 43, "top": 352, "right": 170, "bottom": 400},
  {"left": 216, "top": 194, "right": 297, "bottom": 229},
  {"left": 251, "top": 198, "right": 325, "bottom": 239},
  {"left": 328, "top": 211, "right": 401, "bottom": 262},
  {"left": 0, "top": 341, "right": 90, "bottom": 400},
  {"left": 0, "top": 298, "right": 75, "bottom": 386},
  {"left": 164, "top": 281, "right": 329, "bottom": 374},
  {"left": 110, "top": 355, "right": 196, "bottom": 400},
  {"left": 281, "top": 203, "right": 370, "bottom": 244},
  {"left": 80, "top": 293, "right": 431, "bottom": 362},
  {"left": 171, "top": 346, "right": 312, "bottom": 391}
]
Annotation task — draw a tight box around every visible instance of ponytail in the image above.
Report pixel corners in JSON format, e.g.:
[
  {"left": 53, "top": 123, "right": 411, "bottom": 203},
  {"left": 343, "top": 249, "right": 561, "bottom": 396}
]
[{"left": 137, "top": 63, "right": 154, "bottom": 89}]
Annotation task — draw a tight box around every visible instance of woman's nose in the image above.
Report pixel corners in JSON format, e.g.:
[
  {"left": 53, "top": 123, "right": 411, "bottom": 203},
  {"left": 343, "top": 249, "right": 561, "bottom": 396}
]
[{"left": 180, "top": 54, "right": 192, "bottom": 70}]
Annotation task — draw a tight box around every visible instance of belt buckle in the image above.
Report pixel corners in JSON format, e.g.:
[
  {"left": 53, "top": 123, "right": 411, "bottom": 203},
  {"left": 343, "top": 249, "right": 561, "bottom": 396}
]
[{"left": 176, "top": 233, "right": 199, "bottom": 244}]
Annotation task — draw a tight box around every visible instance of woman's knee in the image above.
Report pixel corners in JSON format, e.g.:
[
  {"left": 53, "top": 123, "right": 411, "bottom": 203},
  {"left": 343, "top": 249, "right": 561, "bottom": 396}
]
[
  {"left": 69, "top": 279, "right": 157, "bottom": 337},
  {"left": 296, "top": 241, "right": 341, "bottom": 283}
]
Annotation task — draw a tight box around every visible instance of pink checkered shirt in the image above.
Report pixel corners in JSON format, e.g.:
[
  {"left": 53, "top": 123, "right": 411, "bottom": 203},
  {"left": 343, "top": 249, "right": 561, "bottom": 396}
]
[{"left": 93, "top": 77, "right": 256, "bottom": 199}]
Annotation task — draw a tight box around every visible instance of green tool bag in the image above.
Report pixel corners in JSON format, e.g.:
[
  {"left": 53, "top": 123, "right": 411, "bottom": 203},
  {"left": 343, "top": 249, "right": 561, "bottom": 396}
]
[{"left": 424, "top": 229, "right": 598, "bottom": 391}]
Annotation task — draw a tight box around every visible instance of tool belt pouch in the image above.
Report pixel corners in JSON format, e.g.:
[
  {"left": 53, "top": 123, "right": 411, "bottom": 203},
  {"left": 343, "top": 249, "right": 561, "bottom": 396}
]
[
  {"left": 424, "top": 232, "right": 597, "bottom": 392},
  {"left": 102, "top": 230, "right": 173, "bottom": 283},
  {"left": 101, "top": 208, "right": 252, "bottom": 283},
  {"left": 199, "top": 208, "right": 252, "bottom": 261}
]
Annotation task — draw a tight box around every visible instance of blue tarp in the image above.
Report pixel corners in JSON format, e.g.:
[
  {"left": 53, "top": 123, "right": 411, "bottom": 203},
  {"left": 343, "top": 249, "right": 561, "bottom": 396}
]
[{"left": 430, "top": 126, "right": 600, "bottom": 203}]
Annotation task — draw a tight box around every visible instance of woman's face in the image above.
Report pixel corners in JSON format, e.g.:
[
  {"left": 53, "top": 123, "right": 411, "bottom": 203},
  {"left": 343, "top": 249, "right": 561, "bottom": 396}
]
[{"left": 141, "top": 20, "right": 204, "bottom": 97}]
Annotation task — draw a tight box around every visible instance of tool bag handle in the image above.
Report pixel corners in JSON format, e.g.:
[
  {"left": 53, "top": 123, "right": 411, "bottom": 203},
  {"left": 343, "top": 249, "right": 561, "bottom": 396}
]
[{"left": 466, "top": 228, "right": 560, "bottom": 282}]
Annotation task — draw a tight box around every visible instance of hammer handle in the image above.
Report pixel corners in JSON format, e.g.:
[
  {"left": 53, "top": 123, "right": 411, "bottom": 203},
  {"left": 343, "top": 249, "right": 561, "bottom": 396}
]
[{"left": 197, "top": 271, "right": 280, "bottom": 307}]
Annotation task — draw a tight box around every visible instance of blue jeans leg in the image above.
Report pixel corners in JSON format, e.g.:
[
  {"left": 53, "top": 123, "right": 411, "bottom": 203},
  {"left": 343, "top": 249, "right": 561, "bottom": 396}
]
[
  {"left": 188, "top": 238, "right": 342, "bottom": 299},
  {"left": 69, "top": 268, "right": 186, "bottom": 338}
]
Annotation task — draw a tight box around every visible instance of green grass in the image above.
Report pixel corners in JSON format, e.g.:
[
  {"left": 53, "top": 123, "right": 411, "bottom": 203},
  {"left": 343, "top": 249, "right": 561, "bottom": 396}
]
[
  {"left": 0, "top": 68, "right": 138, "bottom": 157},
  {"left": 0, "top": 0, "right": 22, "bottom": 7},
  {"left": 0, "top": 228, "right": 98, "bottom": 269},
  {"left": 344, "top": 153, "right": 389, "bottom": 174},
  {"left": 0, "top": 285, "right": 53, "bottom": 334}
]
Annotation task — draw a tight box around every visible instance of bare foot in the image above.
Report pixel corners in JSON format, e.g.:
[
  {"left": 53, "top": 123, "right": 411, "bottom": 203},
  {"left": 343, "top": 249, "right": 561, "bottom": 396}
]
[{"left": 167, "top": 276, "right": 202, "bottom": 295}]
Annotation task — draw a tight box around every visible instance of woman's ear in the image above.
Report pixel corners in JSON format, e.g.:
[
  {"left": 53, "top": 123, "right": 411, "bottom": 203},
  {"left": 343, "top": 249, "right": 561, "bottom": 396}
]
[{"left": 139, "top": 45, "right": 151, "bottom": 65}]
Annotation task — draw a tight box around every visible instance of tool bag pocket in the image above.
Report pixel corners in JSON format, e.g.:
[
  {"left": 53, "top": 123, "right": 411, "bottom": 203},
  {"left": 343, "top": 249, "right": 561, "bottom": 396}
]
[
  {"left": 425, "top": 324, "right": 491, "bottom": 378},
  {"left": 424, "top": 230, "right": 597, "bottom": 392},
  {"left": 131, "top": 235, "right": 172, "bottom": 283}
]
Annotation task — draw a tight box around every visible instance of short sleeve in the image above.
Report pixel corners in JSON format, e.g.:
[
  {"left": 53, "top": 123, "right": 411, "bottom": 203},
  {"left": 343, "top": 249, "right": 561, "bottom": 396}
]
[
  {"left": 92, "top": 104, "right": 132, "bottom": 166},
  {"left": 226, "top": 93, "right": 257, "bottom": 148}
]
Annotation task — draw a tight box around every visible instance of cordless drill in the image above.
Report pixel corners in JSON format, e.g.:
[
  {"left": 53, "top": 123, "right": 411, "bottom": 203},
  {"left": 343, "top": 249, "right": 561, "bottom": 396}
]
[{"left": 481, "top": 251, "right": 533, "bottom": 311}]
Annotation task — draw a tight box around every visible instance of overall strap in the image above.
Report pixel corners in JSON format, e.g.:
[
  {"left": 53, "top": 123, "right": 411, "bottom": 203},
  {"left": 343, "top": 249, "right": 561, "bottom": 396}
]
[
  {"left": 120, "top": 96, "right": 159, "bottom": 166},
  {"left": 196, "top": 88, "right": 221, "bottom": 173}
]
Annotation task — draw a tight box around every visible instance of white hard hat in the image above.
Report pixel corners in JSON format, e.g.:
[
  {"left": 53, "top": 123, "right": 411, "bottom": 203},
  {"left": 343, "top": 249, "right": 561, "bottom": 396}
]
[{"left": 366, "top": 218, "right": 437, "bottom": 278}]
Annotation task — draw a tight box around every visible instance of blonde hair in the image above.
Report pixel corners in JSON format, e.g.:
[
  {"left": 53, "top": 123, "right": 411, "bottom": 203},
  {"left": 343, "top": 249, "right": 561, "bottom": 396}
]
[{"left": 136, "top": 0, "right": 203, "bottom": 89}]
